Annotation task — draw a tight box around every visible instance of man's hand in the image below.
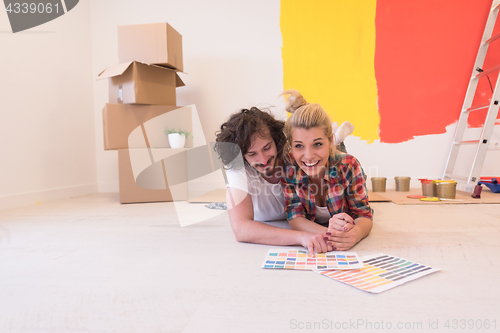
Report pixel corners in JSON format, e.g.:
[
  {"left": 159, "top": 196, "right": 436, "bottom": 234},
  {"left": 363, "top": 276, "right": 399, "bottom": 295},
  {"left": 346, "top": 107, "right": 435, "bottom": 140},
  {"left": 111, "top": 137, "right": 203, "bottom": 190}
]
[{"left": 299, "top": 232, "right": 333, "bottom": 257}]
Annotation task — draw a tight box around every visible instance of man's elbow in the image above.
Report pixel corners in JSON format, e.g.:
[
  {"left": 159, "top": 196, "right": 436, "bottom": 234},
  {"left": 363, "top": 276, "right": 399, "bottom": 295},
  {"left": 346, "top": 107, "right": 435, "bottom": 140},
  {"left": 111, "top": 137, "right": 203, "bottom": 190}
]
[
  {"left": 232, "top": 227, "right": 245, "bottom": 242},
  {"left": 230, "top": 221, "right": 251, "bottom": 243}
]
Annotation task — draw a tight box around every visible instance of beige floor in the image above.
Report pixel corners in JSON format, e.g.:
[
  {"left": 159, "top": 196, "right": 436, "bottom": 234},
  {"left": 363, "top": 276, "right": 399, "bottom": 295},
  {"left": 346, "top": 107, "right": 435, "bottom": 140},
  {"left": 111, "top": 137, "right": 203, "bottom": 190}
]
[{"left": 0, "top": 193, "right": 499, "bottom": 332}]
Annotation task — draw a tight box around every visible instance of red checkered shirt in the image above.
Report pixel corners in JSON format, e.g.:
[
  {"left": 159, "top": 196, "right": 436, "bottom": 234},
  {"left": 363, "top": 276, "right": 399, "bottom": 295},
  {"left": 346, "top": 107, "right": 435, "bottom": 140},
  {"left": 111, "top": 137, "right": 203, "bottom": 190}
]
[{"left": 282, "top": 154, "right": 373, "bottom": 225}]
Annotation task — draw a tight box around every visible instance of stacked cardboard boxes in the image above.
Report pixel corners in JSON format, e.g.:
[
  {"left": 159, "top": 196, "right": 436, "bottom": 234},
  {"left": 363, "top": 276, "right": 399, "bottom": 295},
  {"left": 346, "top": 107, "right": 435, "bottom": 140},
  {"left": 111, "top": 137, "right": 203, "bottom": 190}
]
[{"left": 99, "top": 22, "right": 191, "bottom": 204}]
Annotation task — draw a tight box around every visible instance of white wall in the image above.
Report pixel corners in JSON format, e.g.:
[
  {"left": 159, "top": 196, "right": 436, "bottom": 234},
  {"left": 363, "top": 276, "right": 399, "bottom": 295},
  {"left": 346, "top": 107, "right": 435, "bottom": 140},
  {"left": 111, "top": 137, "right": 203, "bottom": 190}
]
[
  {"left": 90, "top": 0, "right": 285, "bottom": 192},
  {"left": 0, "top": 0, "right": 97, "bottom": 210},
  {"left": 90, "top": 0, "right": 500, "bottom": 193}
]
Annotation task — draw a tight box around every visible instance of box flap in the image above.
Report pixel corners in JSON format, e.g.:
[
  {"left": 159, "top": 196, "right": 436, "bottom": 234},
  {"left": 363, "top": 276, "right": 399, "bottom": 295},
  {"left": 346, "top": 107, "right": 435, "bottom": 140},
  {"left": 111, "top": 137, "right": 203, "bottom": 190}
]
[
  {"left": 152, "top": 64, "right": 184, "bottom": 72},
  {"left": 97, "top": 61, "right": 134, "bottom": 80},
  {"left": 149, "top": 64, "right": 184, "bottom": 87},
  {"left": 153, "top": 63, "right": 179, "bottom": 71},
  {"left": 149, "top": 63, "right": 180, "bottom": 72},
  {"left": 176, "top": 73, "right": 185, "bottom": 87}
]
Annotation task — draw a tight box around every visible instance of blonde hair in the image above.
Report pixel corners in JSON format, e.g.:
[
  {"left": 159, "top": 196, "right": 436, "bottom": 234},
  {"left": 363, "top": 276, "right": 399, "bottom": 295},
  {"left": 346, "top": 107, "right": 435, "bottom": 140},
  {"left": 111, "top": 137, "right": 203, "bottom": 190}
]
[{"left": 281, "top": 90, "right": 335, "bottom": 164}]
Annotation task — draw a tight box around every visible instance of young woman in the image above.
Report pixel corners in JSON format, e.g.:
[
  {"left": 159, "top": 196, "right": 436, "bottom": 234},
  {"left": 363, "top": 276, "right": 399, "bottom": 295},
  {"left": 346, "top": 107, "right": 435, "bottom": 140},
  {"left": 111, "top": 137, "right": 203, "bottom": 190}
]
[{"left": 281, "top": 90, "right": 373, "bottom": 251}]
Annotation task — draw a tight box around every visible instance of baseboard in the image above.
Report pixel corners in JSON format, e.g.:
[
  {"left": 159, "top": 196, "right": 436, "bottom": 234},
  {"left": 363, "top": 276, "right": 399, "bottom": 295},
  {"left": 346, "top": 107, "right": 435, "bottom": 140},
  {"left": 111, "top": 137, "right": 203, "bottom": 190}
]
[
  {"left": 98, "top": 182, "right": 119, "bottom": 193},
  {"left": 97, "top": 179, "right": 225, "bottom": 196},
  {"left": 0, "top": 183, "right": 98, "bottom": 211}
]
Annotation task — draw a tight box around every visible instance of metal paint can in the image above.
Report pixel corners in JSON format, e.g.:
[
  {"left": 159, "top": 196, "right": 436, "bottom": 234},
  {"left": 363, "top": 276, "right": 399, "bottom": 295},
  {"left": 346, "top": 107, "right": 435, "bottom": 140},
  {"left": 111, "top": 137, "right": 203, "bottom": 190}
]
[
  {"left": 394, "top": 176, "right": 411, "bottom": 191},
  {"left": 419, "top": 178, "right": 436, "bottom": 197},
  {"left": 434, "top": 180, "right": 457, "bottom": 199},
  {"left": 371, "top": 177, "right": 387, "bottom": 192}
]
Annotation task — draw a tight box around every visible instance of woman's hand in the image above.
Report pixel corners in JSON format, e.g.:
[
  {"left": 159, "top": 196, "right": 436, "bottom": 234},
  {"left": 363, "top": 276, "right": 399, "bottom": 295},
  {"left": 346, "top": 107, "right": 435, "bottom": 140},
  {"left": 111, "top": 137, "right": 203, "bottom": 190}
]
[
  {"left": 328, "top": 213, "right": 355, "bottom": 233},
  {"left": 299, "top": 232, "right": 333, "bottom": 257},
  {"left": 326, "top": 217, "right": 372, "bottom": 251},
  {"left": 325, "top": 226, "right": 360, "bottom": 251},
  {"left": 326, "top": 213, "right": 358, "bottom": 251}
]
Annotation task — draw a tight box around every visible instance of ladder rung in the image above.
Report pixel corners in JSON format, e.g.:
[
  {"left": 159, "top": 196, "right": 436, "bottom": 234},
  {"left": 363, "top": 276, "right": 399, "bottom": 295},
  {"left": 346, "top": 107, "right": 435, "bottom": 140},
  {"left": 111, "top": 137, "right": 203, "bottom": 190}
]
[
  {"left": 484, "top": 32, "right": 500, "bottom": 45},
  {"left": 444, "top": 174, "right": 468, "bottom": 181},
  {"left": 454, "top": 140, "right": 480, "bottom": 145},
  {"left": 476, "top": 64, "right": 500, "bottom": 78},
  {"left": 444, "top": 0, "right": 498, "bottom": 192},
  {"left": 464, "top": 103, "right": 490, "bottom": 112}
]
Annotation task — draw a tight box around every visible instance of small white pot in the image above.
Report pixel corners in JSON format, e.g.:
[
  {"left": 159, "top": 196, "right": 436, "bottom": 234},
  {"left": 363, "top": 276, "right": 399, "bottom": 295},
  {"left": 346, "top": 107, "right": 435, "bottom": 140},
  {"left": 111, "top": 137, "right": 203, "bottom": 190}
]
[{"left": 168, "top": 133, "right": 186, "bottom": 148}]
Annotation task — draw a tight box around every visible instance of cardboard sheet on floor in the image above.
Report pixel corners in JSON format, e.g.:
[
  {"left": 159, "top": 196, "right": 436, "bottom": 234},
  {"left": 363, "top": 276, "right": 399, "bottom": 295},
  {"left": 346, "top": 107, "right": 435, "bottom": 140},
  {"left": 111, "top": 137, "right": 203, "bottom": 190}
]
[
  {"left": 368, "top": 191, "right": 391, "bottom": 202},
  {"left": 373, "top": 188, "right": 500, "bottom": 205}
]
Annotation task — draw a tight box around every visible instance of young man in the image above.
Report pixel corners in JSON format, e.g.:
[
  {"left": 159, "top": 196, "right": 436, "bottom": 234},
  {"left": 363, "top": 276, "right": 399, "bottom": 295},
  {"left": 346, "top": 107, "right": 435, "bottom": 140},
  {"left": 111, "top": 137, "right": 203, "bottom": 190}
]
[{"left": 214, "top": 107, "right": 332, "bottom": 254}]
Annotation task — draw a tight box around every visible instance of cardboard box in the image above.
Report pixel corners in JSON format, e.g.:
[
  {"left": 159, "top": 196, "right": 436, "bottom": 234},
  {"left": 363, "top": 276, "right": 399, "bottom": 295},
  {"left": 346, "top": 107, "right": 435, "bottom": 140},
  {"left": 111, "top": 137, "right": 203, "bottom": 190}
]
[
  {"left": 118, "top": 22, "right": 183, "bottom": 71},
  {"left": 102, "top": 104, "right": 193, "bottom": 150},
  {"left": 119, "top": 148, "right": 188, "bottom": 204},
  {"left": 98, "top": 61, "right": 184, "bottom": 105}
]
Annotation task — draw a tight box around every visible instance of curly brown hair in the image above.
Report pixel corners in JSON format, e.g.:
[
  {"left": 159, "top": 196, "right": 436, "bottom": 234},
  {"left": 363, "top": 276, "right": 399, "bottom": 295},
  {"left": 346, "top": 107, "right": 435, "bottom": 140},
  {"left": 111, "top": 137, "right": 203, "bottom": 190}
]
[{"left": 214, "top": 107, "right": 286, "bottom": 169}]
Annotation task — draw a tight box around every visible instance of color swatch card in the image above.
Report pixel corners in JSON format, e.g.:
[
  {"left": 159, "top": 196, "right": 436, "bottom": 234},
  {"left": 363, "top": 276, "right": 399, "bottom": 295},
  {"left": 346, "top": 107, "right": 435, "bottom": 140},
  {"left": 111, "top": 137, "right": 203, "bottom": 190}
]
[
  {"left": 315, "top": 253, "right": 440, "bottom": 293},
  {"left": 262, "top": 248, "right": 364, "bottom": 271}
]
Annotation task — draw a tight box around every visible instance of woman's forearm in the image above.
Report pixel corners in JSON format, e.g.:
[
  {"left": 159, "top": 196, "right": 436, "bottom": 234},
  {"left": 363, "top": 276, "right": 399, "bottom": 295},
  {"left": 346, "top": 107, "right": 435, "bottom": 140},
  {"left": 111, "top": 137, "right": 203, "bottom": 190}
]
[{"left": 353, "top": 217, "right": 373, "bottom": 243}]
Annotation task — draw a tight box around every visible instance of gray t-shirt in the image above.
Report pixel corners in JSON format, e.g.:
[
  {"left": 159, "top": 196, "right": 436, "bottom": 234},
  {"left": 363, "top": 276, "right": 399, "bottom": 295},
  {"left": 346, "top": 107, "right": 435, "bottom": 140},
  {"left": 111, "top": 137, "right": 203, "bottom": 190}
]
[{"left": 226, "top": 164, "right": 287, "bottom": 222}]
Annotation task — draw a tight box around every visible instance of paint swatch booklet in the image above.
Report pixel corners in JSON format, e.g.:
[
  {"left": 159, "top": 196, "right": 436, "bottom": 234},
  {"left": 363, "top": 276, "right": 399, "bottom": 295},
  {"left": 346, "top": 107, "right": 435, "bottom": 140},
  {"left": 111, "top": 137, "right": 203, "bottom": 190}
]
[
  {"left": 262, "top": 248, "right": 363, "bottom": 271},
  {"left": 315, "top": 253, "right": 440, "bottom": 293}
]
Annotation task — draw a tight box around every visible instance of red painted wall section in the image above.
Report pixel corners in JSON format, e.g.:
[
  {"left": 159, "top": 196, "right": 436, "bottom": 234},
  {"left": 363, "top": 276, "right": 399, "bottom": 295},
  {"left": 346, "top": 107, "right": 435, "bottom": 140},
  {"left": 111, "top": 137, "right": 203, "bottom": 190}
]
[{"left": 375, "top": 0, "right": 496, "bottom": 143}]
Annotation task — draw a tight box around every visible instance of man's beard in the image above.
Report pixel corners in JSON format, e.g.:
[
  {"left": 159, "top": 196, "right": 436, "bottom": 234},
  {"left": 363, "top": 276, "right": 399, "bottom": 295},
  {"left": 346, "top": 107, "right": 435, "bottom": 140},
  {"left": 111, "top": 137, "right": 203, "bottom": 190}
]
[{"left": 256, "top": 156, "right": 275, "bottom": 177}]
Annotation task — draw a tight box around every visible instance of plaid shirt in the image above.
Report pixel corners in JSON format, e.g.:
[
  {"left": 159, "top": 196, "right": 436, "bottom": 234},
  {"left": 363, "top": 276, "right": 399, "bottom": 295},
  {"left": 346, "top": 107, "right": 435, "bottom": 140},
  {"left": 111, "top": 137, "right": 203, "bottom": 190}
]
[{"left": 282, "top": 153, "right": 373, "bottom": 225}]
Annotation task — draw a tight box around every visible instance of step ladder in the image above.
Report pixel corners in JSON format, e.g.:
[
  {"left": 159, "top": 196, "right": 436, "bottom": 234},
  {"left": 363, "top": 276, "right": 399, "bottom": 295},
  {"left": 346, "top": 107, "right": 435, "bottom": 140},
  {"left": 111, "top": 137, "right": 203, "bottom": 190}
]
[{"left": 443, "top": 0, "right": 500, "bottom": 192}]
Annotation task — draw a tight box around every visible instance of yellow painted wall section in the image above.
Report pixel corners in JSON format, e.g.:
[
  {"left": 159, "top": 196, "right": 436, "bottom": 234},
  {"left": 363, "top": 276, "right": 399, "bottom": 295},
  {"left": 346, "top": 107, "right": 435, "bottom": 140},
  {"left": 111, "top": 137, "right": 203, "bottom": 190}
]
[{"left": 281, "top": 0, "right": 379, "bottom": 143}]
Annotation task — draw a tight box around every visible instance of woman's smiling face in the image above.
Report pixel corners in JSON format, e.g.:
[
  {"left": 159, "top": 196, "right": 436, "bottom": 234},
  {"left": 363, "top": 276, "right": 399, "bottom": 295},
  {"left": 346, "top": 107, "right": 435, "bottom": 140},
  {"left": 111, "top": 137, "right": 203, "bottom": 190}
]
[{"left": 291, "top": 126, "right": 333, "bottom": 178}]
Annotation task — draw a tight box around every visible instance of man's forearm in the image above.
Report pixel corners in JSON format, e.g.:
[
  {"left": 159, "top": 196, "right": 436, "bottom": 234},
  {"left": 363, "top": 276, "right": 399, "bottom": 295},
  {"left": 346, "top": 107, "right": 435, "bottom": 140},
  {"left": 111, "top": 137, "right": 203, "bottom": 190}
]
[
  {"left": 231, "top": 218, "right": 308, "bottom": 246},
  {"left": 288, "top": 217, "right": 328, "bottom": 234}
]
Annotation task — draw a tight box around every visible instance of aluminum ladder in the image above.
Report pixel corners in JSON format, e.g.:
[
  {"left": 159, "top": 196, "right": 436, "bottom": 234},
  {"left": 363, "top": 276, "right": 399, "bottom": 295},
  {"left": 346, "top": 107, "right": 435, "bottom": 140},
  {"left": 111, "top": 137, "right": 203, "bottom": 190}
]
[{"left": 443, "top": 0, "right": 500, "bottom": 192}]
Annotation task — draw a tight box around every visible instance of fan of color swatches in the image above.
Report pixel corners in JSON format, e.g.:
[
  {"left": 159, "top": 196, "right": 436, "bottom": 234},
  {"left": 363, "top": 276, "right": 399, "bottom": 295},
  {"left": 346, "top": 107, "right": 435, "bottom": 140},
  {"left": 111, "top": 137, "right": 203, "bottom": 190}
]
[
  {"left": 315, "top": 253, "right": 440, "bottom": 293},
  {"left": 261, "top": 248, "right": 364, "bottom": 271}
]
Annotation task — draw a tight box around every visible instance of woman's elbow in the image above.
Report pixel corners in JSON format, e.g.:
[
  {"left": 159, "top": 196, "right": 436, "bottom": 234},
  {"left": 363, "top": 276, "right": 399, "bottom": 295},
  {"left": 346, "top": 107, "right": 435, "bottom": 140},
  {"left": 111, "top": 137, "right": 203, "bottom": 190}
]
[{"left": 288, "top": 220, "right": 300, "bottom": 230}]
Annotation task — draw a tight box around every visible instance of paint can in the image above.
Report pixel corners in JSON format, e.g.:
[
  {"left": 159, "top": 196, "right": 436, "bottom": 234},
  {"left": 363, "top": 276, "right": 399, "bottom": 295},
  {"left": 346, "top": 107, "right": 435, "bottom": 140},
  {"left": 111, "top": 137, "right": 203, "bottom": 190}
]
[
  {"left": 434, "top": 180, "right": 457, "bottom": 199},
  {"left": 394, "top": 177, "right": 411, "bottom": 192},
  {"left": 371, "top": 177, "right": 387, "bottom": 192},
  {"left": 419, "top": 178, "right": 436, "bottom": 197}
]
